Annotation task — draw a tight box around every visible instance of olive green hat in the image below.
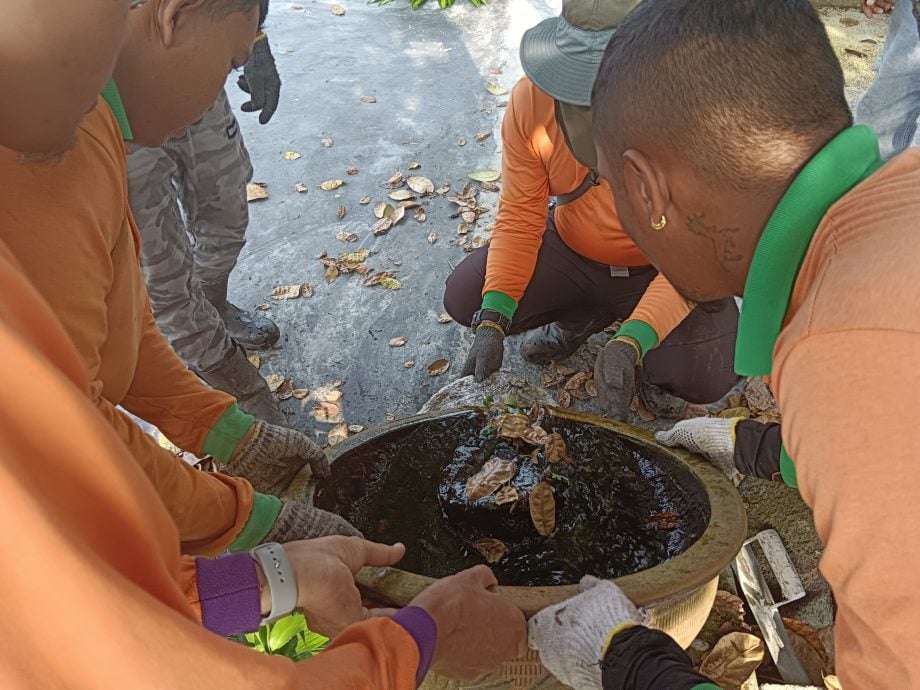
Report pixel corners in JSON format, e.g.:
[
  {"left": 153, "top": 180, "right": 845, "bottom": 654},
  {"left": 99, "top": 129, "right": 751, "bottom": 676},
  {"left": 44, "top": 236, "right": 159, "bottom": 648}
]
[{"left": 520, "top": 0, "right": 639, "bottom": 106}]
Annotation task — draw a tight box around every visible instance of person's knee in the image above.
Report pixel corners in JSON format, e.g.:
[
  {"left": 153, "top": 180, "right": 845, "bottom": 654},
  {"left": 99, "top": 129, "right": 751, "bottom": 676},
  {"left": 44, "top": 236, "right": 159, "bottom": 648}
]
[{"left": 443, "top": 253, "right": 487, "bottom": 327}]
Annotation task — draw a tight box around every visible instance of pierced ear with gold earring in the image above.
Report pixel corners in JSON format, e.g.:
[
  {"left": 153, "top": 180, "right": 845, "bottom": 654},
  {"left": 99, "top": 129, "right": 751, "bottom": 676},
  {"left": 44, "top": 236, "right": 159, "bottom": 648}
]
[{"left": 650, "top": 215, "right": 667, "bottom": 231}]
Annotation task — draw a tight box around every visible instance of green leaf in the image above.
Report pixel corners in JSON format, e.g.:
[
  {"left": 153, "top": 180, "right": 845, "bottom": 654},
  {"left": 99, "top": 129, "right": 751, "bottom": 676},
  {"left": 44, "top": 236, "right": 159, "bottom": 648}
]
[
  {"left": 293, "top": 630, "right": 330, "bottom": 660},
  {"left": 468, "top": 170, "right": 502, "bottom": 183},
  {"left": 267, "top": 613, "right": 307, "bottom": 650}
]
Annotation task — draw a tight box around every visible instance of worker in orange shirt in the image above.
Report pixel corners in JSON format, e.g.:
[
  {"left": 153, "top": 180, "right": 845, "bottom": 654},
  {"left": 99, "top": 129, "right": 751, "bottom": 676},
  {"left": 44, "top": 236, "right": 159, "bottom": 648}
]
[
  {"left": 0, "top": 1, "right": 527, "bottom": 686},
  {"left": 528, "top": 1, "right": 920, "bottom": 687},
  {"left": 443, "top": 0, "right": 740, "bottom": 421}
]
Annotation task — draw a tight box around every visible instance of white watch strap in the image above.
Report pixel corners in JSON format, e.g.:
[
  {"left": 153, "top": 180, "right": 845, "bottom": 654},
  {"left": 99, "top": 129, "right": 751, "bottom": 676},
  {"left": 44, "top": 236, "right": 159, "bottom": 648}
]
[{"left": 250, "top": 542, "right": 298, "bottom": 625}]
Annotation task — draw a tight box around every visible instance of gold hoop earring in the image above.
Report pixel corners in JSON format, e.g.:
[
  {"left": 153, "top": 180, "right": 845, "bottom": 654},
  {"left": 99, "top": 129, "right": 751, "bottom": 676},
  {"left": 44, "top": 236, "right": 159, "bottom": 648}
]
[{"left": 650, "top": 215, "right": 667, "bottom": 231}]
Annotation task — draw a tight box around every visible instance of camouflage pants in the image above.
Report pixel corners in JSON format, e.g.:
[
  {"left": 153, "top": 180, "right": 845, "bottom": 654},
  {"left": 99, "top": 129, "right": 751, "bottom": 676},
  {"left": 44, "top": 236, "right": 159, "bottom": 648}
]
[{"left": 127, "top": 90, "right": 253, "bottom": 373}]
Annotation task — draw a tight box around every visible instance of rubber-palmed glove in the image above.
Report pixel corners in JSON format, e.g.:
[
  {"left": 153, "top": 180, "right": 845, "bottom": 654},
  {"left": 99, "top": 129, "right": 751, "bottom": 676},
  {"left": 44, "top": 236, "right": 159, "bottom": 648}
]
[
  {"left": 264, "top": 499, "right": 361, "bottom": 542},
  {"left": 655, "top": 417, "right": 743, "bottom": 484},
  {"left": 595, "top": 338, "right": 640, "bottom": 421},
  {"left": 227, "top": 421, "right": 330, "bottom": 495},
  {"left": 528, "top": 576, "right": 648, "bottom": 690},
  {"left": 237, "top": 34, "right": 281, "bottom": 124},
  {"left": 461, "top": 324, "right": 505, "bottom": 382}
]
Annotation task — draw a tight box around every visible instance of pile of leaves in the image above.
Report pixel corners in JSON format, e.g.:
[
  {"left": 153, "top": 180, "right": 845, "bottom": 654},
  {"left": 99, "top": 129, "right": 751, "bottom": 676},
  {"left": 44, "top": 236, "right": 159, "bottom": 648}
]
[
  {"left": 713, "top": 377, "right": 781, "bottom": 424},
  {"left": 539, "top": 363, "right": 598, "bottom": 408}
]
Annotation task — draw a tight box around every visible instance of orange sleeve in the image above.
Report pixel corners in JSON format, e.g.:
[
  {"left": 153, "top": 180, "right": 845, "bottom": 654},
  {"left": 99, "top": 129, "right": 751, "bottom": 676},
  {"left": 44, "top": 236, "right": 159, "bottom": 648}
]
[
  {"left": 616, "top": 274, "right": 694, "bottom": 353},
  {"left": 775, "top": 331, "right": 920, "bottom": 688},
  {"left": 482, "top": 80, "right": 551, "bottom": 307}
]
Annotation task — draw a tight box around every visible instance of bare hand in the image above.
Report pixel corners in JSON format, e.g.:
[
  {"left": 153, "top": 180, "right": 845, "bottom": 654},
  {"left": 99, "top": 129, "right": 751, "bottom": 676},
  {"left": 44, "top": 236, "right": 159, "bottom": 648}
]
[
  {"left": 862, "top": 0, "right": 895, "bottom": 18},
  {"left": 409, "top": 565, "right": 527, "bottom": 680},
  {"left": 282, "top": 537, "right": 406, "bottom": 637}
]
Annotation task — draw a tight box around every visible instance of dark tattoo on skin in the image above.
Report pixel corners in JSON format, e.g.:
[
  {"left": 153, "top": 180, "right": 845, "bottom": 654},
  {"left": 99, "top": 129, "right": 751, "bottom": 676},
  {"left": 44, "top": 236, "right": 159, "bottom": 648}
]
[{"left": 686, "top": 214, "right": 743, "bottom": 268}]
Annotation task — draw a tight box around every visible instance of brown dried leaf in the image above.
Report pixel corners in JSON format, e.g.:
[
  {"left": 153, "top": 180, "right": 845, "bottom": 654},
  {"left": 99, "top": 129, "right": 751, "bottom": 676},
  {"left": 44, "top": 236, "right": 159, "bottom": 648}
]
[
  {"left": 397, "top": 200, "right": 420, "bottom": 209},
  {"left": 529, "top": 481, "right": 556, "bottom": 536},
  {"left": 415, "top": 208, "right": 427, "bottom": 223},
  {"left": 585, "top": 379, "right": 598, "bottom": 397},
  {"left": 264, "top": 373, "right": 286, "bottom": 392},
  {"left": 359, "top": 195, "right": 371, "bottom": 205},
  {"left": 495, "top": 413, "right": 531, "bottom": 439},
  {"left": 471, "top": 235, "right": 486, "bottom": 249},
  {"left": 461, "top": 210, "right": 478, "bottom": 224},
  {"left": 247, "top": 354, "right": 261, "bottom": 369},
  {"left": 246, "top": 182, "right": 269, "bottom": 202},
  {"left": 360, "top": 95, "right": 377, "bottom": 103},
  {"left": 292, "top": 388, "right": 310, "bottom": 400},
  {"left": 475, "top": 131, "right": 491, "bottom": 142},
  {"left": 330, "top": 4, "right": 345, "bottom": 15},
  {"left": 321, "top": 137, "right": 334, "bottom": 148},
  {"left": 472, "top": 537, "right": 508, "bottom": 564},
  {"left": 382, "top": 171, "right": 405, "bottom": 189},
  {"left": 437, "top": 312, "right": 452, "bottom": 323},
  {"left": 327, "top": 422, "right": 349, "bottom": 446},
  {"left": 466, "top": 457, "right": 517, "bottom": 501},
  {"left": 427, "top": 232, "right": 438, "bottom": 244},
  {"left": 407, "top": 161, "right": 421, "bottom": 170},
  {"left": 372, "top": 217, "right": 393, "bottom": 236},
  {"left": 314, "top": 383, "right": 343, "bottom": 403},
  {"left": 426, "top": 358, "right": 450, "bottom": 376},
  {"left": 743, "top": 378, "right": 774, "bottom": 413},
  {"left": 457, "top": 138, "right": 467, "bottom": 147},
  {"left": 404, "top": 360, "right": 415, "bottom": 369},
  {"left": 388, "top": 336, "right": 407, "bottom": 348},
  {"left": 407, "top": 176, "right": 435, "bottom": 195},
  {"left": 544, "top": 433, "right": 566, "bottom": 463},
  {"left": 647, "top": 511, "right": 680, "bottom": 531},
  {"left": 845, "top": 47, "right": 867, "bottom": 59},
  {"left": 275, "top": 378, "right": 295, "bottom": 401},
  {"left": 697, "top": 633, "right": 763, "bottom": 688},
  {"left": 346, "top": 166, "right": 359, "bottom": 175},
  {"left": 390, "top": 205, "right": 406, "bottom": 226},
  {"left": 389, "top": 189, "right": 416, "bottom": 201},
  {"left": 293, "top": 182, "right": 309, "bottom": 193},
  {"left": 335, "top": 230, "right": 358, "bottom": 243},
  {"left": 373, "top": 202, "right": 392, "bottom": 219},
  {"left": 839, "top": 17, "right": 859, "bottom": 27},
  {"left": 320, "top": 179, "right": 344, "bottom": 191},
  {"left": 324, "top": 264, "right": 339, "bottom": 283},
  {"left": 348, "top": 424, "right": 365, "bottom": 433},
  {"left": 480, "top": 181, "right": 500, "bottom": 192},
  {"left": 495, "top": 485, "right": 519, "bottom": 505},
  {"left": 557, "top": 389, "right": 572, "bottom": 408},
  {"left": 311, "top": 401, "right": 343, "bottom": 423},
  {"left": 384, "top": 412, "right": 396, "bottom": 422},
  {"left": 271, "top": 284, "right": 304, "bottom": 300},
  {"left": 630, "top": 395, "right": 657, "bottom": 422},
  {"left": 282, "top": 151, "right": 302, "bottom": 160},
  {"left": 564, "top": 371, "right": 590, "bottom": 392},
  {"left": 435, "top": 185, "right": 450, "bottom": 195},
  {"left": 256, "top": 303, "right": 271, "bottom": 311},
  {"left": 457, "top": 223, "right": 469, "bottom": 236},
  {"left": 336, "top": 205, "right": 346, "bottom": 220}
]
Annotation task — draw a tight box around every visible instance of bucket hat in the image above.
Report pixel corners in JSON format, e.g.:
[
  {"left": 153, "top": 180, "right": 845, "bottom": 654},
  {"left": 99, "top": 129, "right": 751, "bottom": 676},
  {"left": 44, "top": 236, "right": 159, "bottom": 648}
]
[{"left": 520, "top": 0, "right": 639, "bottom": 106}]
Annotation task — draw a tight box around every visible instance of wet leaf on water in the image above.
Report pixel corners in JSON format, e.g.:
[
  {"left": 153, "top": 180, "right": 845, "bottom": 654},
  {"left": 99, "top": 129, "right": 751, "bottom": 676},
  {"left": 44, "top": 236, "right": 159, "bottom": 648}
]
[
  {"left": 321, "top": 137, "right": 334, "bottom": 148},
  {"left": 495, "top": 413, "right": 531, "bottom": 439},
  {"left": 585, "top": 378, "right": 598, "bottom": 397},
  {"left": 486, "top": 82, "right": 508, "bottom": 96},
  {"left": 336, "top": 205, "right": 346, "bottom": 220},
  {"left": 346, "top": 166, "right": 360, "bottom": 175},
  {"left": 472, "top": 537, "right": 508, "bottom": 564},
  {"left": 276, "top": 378, "right": 295, "bottom": 400},
  {"left": 248, "top": 354, "right": 261, "bottom": 369},
  {"left": 331, "top": 4, "right": 345, "bottom": 15},
  {"left": 293, "top": 182, "right": 309, "bottom": 193},
  {"left": 407, "top": 161, "right": 421, "bottom": 170},
  {"left": 324, "top": 264, "right": 340, "bottom": 284},
  {"left": 264, "top": 373, "right": 286, "bottom": 392},
  {"left": 256, "top": 303, "right": 271, "bottom": 311},
  {"left": 457, "top": 138, "right": 467, "bottom": 147},
  {"left": 427, "top": 232, "right": 438, "bottom": 244},
  {"left": 435, "top": 184, "right": 450, "bottom": 195},
  {"left": 360, "top": 95, "right": 377, "bottom": 103},
  {"left": 475, "top": 131, "right": 491, "bottom": 142},
  {"left": 372, "top": 217, "right": 394, "bottom": 235},
  {"left": 544, "top": 433, "right": 566, "bottom": 463},
  {"left": 312, "top": 401, "right": 343, "bottom": 423},
  {"left": 529, "top": 481, "right": 556, "bottom": 536},
  {"left": 437, "top": 312, "right": 452, "bottom": 323},
  {"left": 388, "top": 336, "right": 407, "bottom": 347},
  {"left": 282, "top": 151, "right": 302, "bottom": 161},
  {"left": 327, "top": 422, "right": 349, "bottom": 446},
  {"left": 427, "top": 358, "right": 450, "bottom": 376},
  {"left": 468, "top": 170, "right": 501, "bottom": 183},
  {"left": 382, "top": 171, "right": 405, "bottom": 189},
  {"left": 404, "top": 360, "right": 415, "bottom": 368},
  {"left": 320, "top": 179, "right": 344, "bottom": 191},
  {"left": 557, "top": 389, "right": 572, "bottom": 408},
  {"left": 292, "top": 388, "right": 310, "bottom": 400},
  {"left": 415, "top": 208, "right": 427, "bottom": 223},
  {"left": 647, "top": 511, "right": 680, "bottom": 531},
  {"left": 495, "top": 485, "right": 519, "bottom": 505},
  {"left": 466, "top": 457, "right": 517, "bottom": 500},
  {"left": 407, "top": 176, "right": 435, "bottom": 195},
  {"left": 359, "top": 195, "right": 371, "bottom": 205},
  {"left": 348, "top": 424, "right": 365, "bottom": 433},
  {"left": 335, "top": 230, "right": 358, "bottom": 243},
  {"left": 389, "top": 189, "right": 416, "bottom": 201},
  {"left": 271, "top": 283, "right": 313, "bottom": 300},
  {"left": 246, "top": 182, "right": 269, "bottom": 202},
  {"left": 697, "top": 632, "right": 764, "bottom": 688}
]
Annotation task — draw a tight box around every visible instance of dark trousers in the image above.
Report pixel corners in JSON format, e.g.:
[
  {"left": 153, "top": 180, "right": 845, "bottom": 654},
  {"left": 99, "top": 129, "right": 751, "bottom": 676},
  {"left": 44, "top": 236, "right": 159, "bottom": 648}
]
[
  {"left": 734, "top": 421, "right": 783, "bottom": 480},
  {"left": 444, "top": 217, "right": 740, "bottom": 405}
]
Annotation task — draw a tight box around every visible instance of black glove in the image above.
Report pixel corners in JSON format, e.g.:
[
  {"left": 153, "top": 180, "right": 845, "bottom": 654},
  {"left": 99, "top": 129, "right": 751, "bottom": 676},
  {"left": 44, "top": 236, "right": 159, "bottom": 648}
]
[
  {"left": 237, "top": 35, "right": 281, "bottom": 124},
  {"left": 595, "top": 338, "right": 640, "bottom": 421},
  {"left": 461, "top": 325, "right": 505, "bottom": 382}
]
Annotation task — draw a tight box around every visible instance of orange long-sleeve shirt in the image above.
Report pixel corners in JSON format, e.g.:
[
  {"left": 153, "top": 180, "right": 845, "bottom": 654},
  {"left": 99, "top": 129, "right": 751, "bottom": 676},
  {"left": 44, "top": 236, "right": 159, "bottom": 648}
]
[
  {"left": 0, "top": 100, "right": 253, "bottom": 556},
  {"left": 483, "top": 78, "right": 692, "bottom": 346},
  {"left": 0, "top": 238, "right": 420, "bottom": 688},
  {"left": 769, "top": 150, "right": 920, "bottom": 687}
]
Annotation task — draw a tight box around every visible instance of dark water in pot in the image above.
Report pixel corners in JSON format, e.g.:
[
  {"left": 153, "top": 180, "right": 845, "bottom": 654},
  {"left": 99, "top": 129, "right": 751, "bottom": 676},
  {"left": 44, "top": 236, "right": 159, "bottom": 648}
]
[{"left": 314, "top": 411, "right": 710, "bottom": 586}]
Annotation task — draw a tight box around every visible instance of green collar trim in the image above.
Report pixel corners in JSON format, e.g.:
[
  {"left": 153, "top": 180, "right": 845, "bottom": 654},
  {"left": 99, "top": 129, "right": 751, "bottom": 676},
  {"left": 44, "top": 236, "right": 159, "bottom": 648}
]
[
  {"left": 100, "top": 79, "right": 134, "bottom": 141},
  {"left": 734, "top": 126, "right": 882, "bottom": 377}
]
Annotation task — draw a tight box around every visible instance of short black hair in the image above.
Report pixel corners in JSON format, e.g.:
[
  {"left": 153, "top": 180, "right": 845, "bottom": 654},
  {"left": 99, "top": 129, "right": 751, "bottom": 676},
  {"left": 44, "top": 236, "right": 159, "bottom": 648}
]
[{"left": 592, "top": 0, "right": 852, "bottom": 191}]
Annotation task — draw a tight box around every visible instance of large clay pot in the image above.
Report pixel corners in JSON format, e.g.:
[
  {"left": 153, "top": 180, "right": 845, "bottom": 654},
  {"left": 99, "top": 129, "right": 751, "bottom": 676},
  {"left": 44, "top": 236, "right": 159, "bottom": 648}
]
[{"left": 318, "top": 408, "right": 747, "bottom": 689}]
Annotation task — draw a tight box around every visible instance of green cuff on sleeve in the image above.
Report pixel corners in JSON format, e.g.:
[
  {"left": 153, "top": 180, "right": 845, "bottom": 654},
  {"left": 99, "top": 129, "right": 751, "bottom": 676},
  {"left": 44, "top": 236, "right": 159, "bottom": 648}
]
[
  {"left": 692, "top": 685, "right": 724, "bottom": 690},
  {"left": 613, "top": 319, "right": 660, "bottom": 358},
  {"left": 228, "top": 492, "right": 283, "bottom": 552},
  {"left": 481, "top": 291, "right": 518, "bottom": 320},
  {"left": 779, "top": 446, "right": 798, "bottom": 489},
  {"left": 203, "top": 404, "right": 255, "bottom": 463}
]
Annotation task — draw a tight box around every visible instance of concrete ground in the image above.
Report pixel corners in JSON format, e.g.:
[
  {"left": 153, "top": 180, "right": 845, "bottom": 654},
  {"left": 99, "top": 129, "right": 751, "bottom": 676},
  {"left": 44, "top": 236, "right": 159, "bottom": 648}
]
[{"left": 227, "top": 0, "right": 891, "bottom": 636}]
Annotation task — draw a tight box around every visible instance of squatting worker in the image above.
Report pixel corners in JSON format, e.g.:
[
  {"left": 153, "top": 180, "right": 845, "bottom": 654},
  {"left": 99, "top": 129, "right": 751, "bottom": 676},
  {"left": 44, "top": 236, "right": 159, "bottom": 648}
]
[
  {"left": 0, "top": 0, "right": 360, "bottom": 560},
  {"left": 528, "top": 1, "right": 920, "bottom": 688},
  {"left": 0, "top": 1, "right": 527, "bottom": 686},
  {"left": 443, "top": 0, "right": 740, "bottom": 421}
]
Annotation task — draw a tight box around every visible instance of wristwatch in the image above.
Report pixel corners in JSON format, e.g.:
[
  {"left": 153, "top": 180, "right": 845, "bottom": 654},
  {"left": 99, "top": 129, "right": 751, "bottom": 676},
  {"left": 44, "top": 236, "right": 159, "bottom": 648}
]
[
  {"left": 250, "top": 542, "right": 298, "bottom": 625},
  {"left": 471, "top": 309, "right": 512, "bottom": 335}
]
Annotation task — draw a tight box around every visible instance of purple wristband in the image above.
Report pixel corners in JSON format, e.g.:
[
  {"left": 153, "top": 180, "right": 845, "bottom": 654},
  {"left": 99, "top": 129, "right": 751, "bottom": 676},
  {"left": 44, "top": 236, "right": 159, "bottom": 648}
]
[
  {"left": 392, "top": 606, "right": 438, "bottom": 687},
  {"left": 195, "top": 553, "right": 262, "bottom": 636}
]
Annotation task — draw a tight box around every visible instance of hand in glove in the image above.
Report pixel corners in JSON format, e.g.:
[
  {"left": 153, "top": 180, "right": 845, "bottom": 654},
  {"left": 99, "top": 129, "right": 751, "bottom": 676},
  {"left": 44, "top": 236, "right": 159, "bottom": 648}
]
[
  {"left": 264, "top": 499, "right": 362, "bottom": 542},
  {"left": 528, "top": 575, "right": 648, "bottom": 690},
  {"left": 461, "top": 324, "right": 505, "bottom": 382},
  {"left": 237, "top": 34, "right": 281, "bottom": 124},
  {"left": 656, "top": 417, "right": 743, "bottom": 484},
  {"left": 594, "top": 338, "right": 640, "bottom": 422},
  {"left": 226, "top": 421, "right": 330, "bottom": 495}
]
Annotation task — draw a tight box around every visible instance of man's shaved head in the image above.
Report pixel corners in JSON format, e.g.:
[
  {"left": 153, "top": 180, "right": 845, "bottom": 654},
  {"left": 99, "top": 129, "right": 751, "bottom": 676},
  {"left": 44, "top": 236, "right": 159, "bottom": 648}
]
[{"left": 593, "top": 0, "right": 851, "bottom": 193}]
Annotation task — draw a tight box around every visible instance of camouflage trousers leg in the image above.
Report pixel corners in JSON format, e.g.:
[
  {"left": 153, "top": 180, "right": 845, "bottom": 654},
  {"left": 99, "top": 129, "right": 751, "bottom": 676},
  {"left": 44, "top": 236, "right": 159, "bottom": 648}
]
[{"left": 127, "top": 89, "right": 253, "bottom": 373}]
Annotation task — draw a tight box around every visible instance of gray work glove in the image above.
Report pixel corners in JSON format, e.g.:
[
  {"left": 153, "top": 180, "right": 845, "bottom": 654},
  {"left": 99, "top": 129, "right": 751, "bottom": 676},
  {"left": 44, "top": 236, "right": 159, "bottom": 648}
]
[
  {"left": 594, "top": 339, "right": 640, "bottom": 422},
  {"left": 264, "top": 499, "right": 362, "bottom": 542},
  {"left": 461, "top": 325, "right": 505, "bottom": 382},
  {"left": 656, "top": 417, "right": 743, "bottom": 484},
  {"left": 528, "top": 576, "right": 649, "bottom": 690},
  {"left": 237, "top": 35, "right": 281, "bottom": 124},
  {"left": 226, "top": 421, "right": 330, "bottom": 496}
]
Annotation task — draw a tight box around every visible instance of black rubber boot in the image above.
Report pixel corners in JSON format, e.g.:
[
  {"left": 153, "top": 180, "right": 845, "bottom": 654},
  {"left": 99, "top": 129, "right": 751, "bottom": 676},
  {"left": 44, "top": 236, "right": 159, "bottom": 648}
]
[
  {"left": 520, "top": 316, "right": 612, "bottom": 365},
  {"left": 202, "top": 276, "right": 281, "bottom": 350},
  {"left": 197, "top": 342, "right": 286, "bottom": 425}
]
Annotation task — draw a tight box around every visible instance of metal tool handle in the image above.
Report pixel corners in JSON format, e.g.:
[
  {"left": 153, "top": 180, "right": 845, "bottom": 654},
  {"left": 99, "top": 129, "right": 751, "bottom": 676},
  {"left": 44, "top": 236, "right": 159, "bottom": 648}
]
[{"left": 746, "top": 528, "right": 805, "bottom": 607}]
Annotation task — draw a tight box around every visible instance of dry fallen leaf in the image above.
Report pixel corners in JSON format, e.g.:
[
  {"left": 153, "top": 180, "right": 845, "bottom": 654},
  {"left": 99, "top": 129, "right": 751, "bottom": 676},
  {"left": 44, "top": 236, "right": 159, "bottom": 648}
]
[
  {"left": 320, "top": 179, "right": 344, "bottom": 191},
  {"left": 437, "top": 313, "right": 453, "bottom": 324},
  {"left": 407, "top": 176, "right": 435, "bottom": 195},
  {"left": 324, "top": 264, "right": 340, "bottom": 283},
  {"left": 544, "top": 433, "right": 566, "bottom": 463},
  {"left": 335, "top": 230, "right": 358, "bottom": 243},
  {"left": 246, "top": 182, "right": 269, "bottom": 202},
  {"left": 282, "top": 151, "right": 302, "bottom": 161},
  {"left": 743, "top": 378, "right": 774, "bottom": 413},
  {"left": 415, "top": 208, "right": 427, "bottom": 223},
  {"left": 389, "top": 189, "right": 416, "bottom": 201},
  {"left": 271, "top": 283, "right": 312, "bottom": 300},
  {"left": 495, "top": 413, "right": 531, "bottom": 439},
  {"left": 529, "top": 481, "right": 556, "bottom": 536},
  {"left": 427, "top": 232, "right": 438, "bottom": 244},
  {"left": 379, "top": 274, "right": 401, "bottom": 290},
  {"left": 435, "top": 184, "right": 450, "bottom": 195},
  {"left": 348, "top": 424, "right": 365, "bottom": 433},
  {"left": 824, "top": 675, "right": 842, "bottom": 690},
  {"left": 327, "top": 422, "right": 349, "bottom": 446},
  {"left": 390, "top": 205, "right": 406, "bottom": 226},
  {"left": 630, "top": 395, "right": 657, "bottom": 422},
  {"left": 247, "top": 354, "right": 261, "bottom": 369},
  {"left": 336, "top": 205, "right": 346, "bottom": 220},
  {"left": 457, "top": 138, "right": 467, "bottom": 147},
  {"left": 256, "top": 303, "right": 271, "bottom": 311},
  {"left": 346, "top": 166, "right": 360, "bottom": 175},
  {"left": 292, "top": 388, "right": 310, "bottom": 400},
  {"left": 340, "top": 249, "right": 370, "bottom": 266},
  {"left": 359, "top": 195, "right": 371, "bottom": 205},
  {"left": 468, "top": 170, "right": 501, "bottom": 183},
  {"left": 360, "top": 95, "right": 377, "bottom": 103},
  {"left": 471, "top": 235, "right": 486, "bottom": 248},
  {"left": 461, "top": 210, "right": 478, "bottom": 224},
  {"left": 293, "top": 182, "right": 309, "bottom": 193},
  {"left": 388, "top": 336, "right": 407, "bottom": 348},
  {"left": 697, "top": 633, "right": 764, "bottom": 689},
  {"left": 466, "top": 457, "right": 517, "bottom": 500},
  {"left": 557, "top": 390, "right": 572, "bottom": 408},
  {"left": 475, "top": 131, "right": 492, "bottom": 142},
  {"left": 275, "top": 378, "right": 295, "bottom": 401},
  {"left": 457, "top": 223, "right": 470, "bottom": 236},
  {"left": 585, "top": 379, "right": 598, "bottom": 397},
  {"left": 384, "top": 412, "right": 396, "bottom": 422},
  {"left": 382, "top": 171, "right": 405, "bottom": 189},
  {"left": 321, "top": 137, "right": 334, "bottom": 148},
  {"left": 839, "top": 17, "right": 859, "bottom": 27},
  {"left": 407, "top": 161, "right": 421, "bottom": 170},
  {"left": 480, "top": 181, "right": 500, "bottom": 192},
  {"left": 472, "top": 537, "right": 508, "bottom": 564},
  {"left": 486, "top": 81, "right": 508, "bottom": 96},
  {"left": 312, "top": 401, "right": 343, "bottom": 423},
  {"left": 331, "top": 4, "right": 345, "bottom": 15},
  {"left": 404, "top": 360, "right": 415, "bottom": 369},
  {"left": 264, "top": 373, "right": 286, "bottom": 393},
  {"left": 314, "top": 383, "right": 343, "bottom": 403},
  {"left": 372, "top": 217, "right": 394, "bottom": 236},
  {"left": 373, "top": 202, "right": 392, "bottom": 219},
  {"left": 427, "top": 358, "right": 450, "bottom": 376},
  {"left": 495, "top": 485, "right": 519, "bottom": 506}
]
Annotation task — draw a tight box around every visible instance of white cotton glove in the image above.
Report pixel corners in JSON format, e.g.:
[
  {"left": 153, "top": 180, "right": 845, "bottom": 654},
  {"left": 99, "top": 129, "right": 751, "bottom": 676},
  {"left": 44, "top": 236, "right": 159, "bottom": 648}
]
[
  {"left": 527, "top": 576, "right": 649, "bottom": 690},
  {"left": 655, "top": 417, "right": 743, "bottom": 484}
]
